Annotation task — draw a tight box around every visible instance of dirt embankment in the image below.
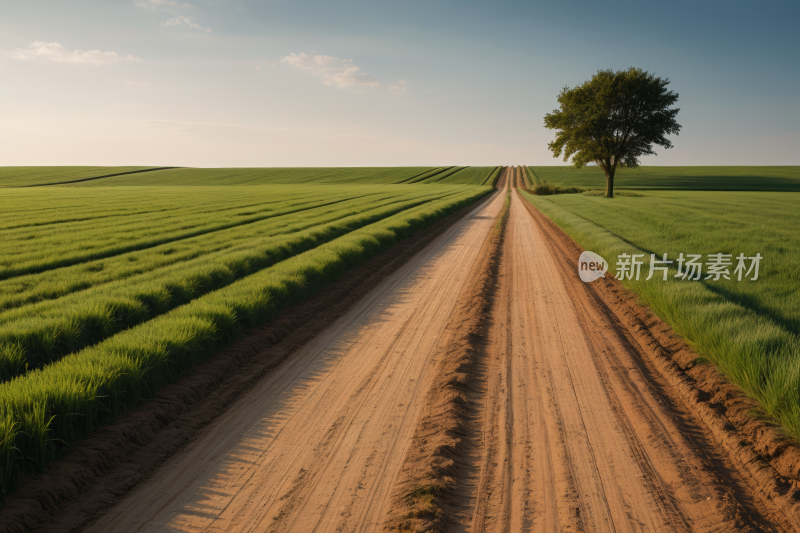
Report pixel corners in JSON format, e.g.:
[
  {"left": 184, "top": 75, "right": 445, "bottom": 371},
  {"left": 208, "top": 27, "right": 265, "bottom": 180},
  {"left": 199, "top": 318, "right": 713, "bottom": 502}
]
[{"left": 0, "top": 189, "right": 497, "bottom": 533}]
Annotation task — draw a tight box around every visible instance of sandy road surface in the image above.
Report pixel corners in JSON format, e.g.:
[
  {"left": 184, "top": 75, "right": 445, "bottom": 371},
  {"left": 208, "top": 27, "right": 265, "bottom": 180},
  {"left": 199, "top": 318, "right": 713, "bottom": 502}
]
[
  {"left": 465, "top": 172, "right": 781, "bottom": 532},
  {"left": 85, "top": 187, "right": 506, "bottom": 533}
]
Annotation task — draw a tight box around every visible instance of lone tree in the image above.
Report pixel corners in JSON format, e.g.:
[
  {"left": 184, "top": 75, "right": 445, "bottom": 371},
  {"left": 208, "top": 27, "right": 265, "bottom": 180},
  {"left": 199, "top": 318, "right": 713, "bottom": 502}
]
[{"left": 544, "top": 68, "right": 681, "bottom": 197}]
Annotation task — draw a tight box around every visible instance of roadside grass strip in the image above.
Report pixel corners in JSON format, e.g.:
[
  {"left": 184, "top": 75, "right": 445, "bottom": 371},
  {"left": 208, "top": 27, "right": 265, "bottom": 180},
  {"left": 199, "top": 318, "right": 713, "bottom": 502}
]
[
  {"left": 519, "top": 189, "right": 800, "bottom": 439},
  {"left": 527, "top": 166, "right": 800, "bottom": 191},
  {"left": 0, "top": 186, "right": 490, "bottom": 499}
]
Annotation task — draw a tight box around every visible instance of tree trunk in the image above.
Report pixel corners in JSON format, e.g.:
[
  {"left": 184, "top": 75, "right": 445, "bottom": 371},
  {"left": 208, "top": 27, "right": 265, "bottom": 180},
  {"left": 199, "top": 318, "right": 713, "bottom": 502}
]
[{"left": 604, "top": 168, "right": 615, "bottom": 198}]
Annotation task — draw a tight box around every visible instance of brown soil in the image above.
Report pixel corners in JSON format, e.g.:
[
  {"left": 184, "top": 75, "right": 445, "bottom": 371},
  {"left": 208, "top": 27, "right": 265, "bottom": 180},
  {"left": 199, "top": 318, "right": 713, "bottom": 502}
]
[
  {"left": 0, "top": 189, "right": 497, "bottom": 533},
  {"left": 383, "top": 168, "right": 511, "bottom": 532}
]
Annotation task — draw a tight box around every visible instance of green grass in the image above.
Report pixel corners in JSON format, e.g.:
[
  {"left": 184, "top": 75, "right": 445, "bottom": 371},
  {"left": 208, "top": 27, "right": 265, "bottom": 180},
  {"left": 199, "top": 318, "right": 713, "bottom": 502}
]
[
  {"left": 0, "top": 187, "right": 372, "bottom": 279},
  {"left": 0, "top": 174, "right": 491, "bottom": 500},
  {"left": 520, "top": 189, "right": 800, "bottom": 439},
  {"left": 68, "top": 167, "right": 438, "bottom": 186},
  {"left": 1, "top": 166, "right": 502, "bottom": 188},
  {"left": 527, "top": 166, "right": 800, "bottom": 191},
  {"left": 0, "top": 167, "right": 160, "bottom": 187},
  {"left": 432, "top": 166, "right": 500, "bottom": 186},
  {"left": 0, "top": 185, "right": 475, "bottom": 381}
]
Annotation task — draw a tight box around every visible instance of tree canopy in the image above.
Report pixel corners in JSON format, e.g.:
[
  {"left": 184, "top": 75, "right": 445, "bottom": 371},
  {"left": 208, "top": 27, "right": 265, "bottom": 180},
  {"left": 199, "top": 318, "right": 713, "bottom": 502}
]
[{"left": 544, "top": 68, "right": 681, "bottom": 197}]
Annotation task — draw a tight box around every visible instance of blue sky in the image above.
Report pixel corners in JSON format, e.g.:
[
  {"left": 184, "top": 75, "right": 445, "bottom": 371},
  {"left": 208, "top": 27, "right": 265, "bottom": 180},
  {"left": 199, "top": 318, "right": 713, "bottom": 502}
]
[{"left": 1, "top": 0, "right": 797, "bottom": 166}]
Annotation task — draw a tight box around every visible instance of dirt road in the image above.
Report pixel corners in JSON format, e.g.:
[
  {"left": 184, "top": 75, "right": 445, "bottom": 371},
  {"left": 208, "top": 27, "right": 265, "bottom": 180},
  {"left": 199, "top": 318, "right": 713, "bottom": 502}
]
[
  {"left": 463, "top": 168, "right": 784, "bottom": 532},
  {"left": 84, "top": 180, "right": 507, "bottom": 533},
  {"left": 79, "top": 167, "right": 791, "bottom": 533}
]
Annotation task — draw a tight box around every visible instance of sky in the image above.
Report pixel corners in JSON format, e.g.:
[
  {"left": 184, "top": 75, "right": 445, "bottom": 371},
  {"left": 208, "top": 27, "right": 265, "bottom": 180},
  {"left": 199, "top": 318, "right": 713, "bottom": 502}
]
[{"left": 1, "top": 0, "right": 798, "bottom": 167}]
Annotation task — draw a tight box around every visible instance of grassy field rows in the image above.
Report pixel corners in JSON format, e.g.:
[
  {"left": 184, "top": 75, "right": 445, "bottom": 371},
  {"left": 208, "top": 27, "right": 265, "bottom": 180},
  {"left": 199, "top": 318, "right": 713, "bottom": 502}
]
[
  {"left": 0, "top": 187, "right": 477, "bottom": 381},
  {"left": 0, "top": 167, "right": 160, "bottom": 187},
  {"left": 0, "top": 187, "right": 320, "bottom": 231},
  {"left": 404, "top": 166, "right": 458, "bottom": 183},
  {"left": 527, "top": 166, "right": 800, "bottom": 191},
  {"left": 0, "top": 172, "right": 492, "bottom": 500},
  {"left": 0, "top": 187, "right": 389, "bottom": 279},
  {"left": 0, "top": 186, "right": 383, "bottom": 233},
  {"left": 0, "top": 166, "right": 501, "bottom": 189},
  {"left": 430, "top": 166, "right": 501, "bottom": 185},
  {"left": 519, "top": 186, "right": 800, "bottom": 437},
  {"left": 69, "top": 167, "right": 439, "bottom": 186},
  {"left": 0, "top": 188, "right": 456, "bottom": 313}
]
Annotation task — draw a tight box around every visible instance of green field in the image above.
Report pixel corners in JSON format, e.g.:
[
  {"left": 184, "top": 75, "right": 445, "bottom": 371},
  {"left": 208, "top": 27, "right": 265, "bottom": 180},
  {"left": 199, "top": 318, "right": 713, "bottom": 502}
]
[
  {"left": 0, "top": 166, "right": 162, "bottom": 187},
  {"left": 20, "top": 166, "right": 500, "bottom": 187},
  {"left": 0, "top": 170, "right": 493, "bottom": 499},
  {"left": 70, "top": 167, "right": 436, "bottom": 186},
  {"left": 527, "top": 166, "right": 800, "bottom": 191},
  {"left": 0, "top": 166, "right": 499, "bottom": 188},
  {"left": 520, "top": 188, "right": 800, "bottom": 438}
]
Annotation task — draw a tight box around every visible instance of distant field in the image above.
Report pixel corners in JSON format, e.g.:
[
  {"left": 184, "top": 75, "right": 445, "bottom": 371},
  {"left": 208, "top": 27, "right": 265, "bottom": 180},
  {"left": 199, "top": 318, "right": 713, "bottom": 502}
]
[
  {"left": 521, "top": 189, "right": 800, "bottom": 436},
  {"left": 0, "top": 166, "right": 501, "bottom": 188},
  {"left": 69, "top": 166, "right": 502, "bottom": 187},
  {"left": 70, "top": 167, "right": 436, "bottom": 186},
  {"left": 527, "top": 166, "right": 800, "bottom": 191},
  {"left": 0, "top": 166, "right": 160, "bottom": 187},
  {"left": 0, "top": 171, "right": 493, "bottom": 498}
]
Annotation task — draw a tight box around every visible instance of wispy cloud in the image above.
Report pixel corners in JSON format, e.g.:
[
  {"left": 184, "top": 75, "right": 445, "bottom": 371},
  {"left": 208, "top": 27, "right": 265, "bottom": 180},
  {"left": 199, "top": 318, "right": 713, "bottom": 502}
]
[
  {"left": 252, "top": 59, "right": 274, "bottom": 70},
  {"left": 134, "top": 0, "right": 193, "bottom": 10},
  {"left": 280, "top": 52, "right": 380, "bottom": 89},
  {"left": 161, "top": 15, "right": 211, "bottom": 32},
  {"left": 389, "top": 80, "right": 408, "bottom": 95},
  {"left": 11, "top": 42, "right": 140, "bottom": 66}
]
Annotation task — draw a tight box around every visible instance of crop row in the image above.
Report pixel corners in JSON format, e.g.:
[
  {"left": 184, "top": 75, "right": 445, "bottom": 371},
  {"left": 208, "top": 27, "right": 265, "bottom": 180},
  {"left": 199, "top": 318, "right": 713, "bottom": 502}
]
[
  {"left": 70, "top": 167, "right": 440, "bottom": 187},
  {"left": 1, "top": 188, "right": 369, "bottom": 279},
  {"left": 0, "top": 186, "right": 490, "bottom": 498},
  {"left": 434, "top": 166, "right": 501, "bottom": 185},
  {"left": 0, "top": 185, "right": 325, "bottom": 231},
  {"left": 0, "top": 166, "right": 157, "bottom": 188},
  {"left": 0, "top": 190, "right": 438, "bottom": 313},
  {"left": 0, "top": 189, "right": 467, "bottom": 381},
  {"left": 405, "top": 167, "right": 462, "bottom": 183}
]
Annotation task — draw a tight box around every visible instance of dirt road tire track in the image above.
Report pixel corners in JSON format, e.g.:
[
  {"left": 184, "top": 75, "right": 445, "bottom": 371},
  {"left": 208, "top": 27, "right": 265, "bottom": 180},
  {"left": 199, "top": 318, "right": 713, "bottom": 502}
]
[
  {"left": 383, "top": 169, "right": 511, "bottom": 532},
  {"left": 0, "top": 190, "right": 496, "bottom": 533}
]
